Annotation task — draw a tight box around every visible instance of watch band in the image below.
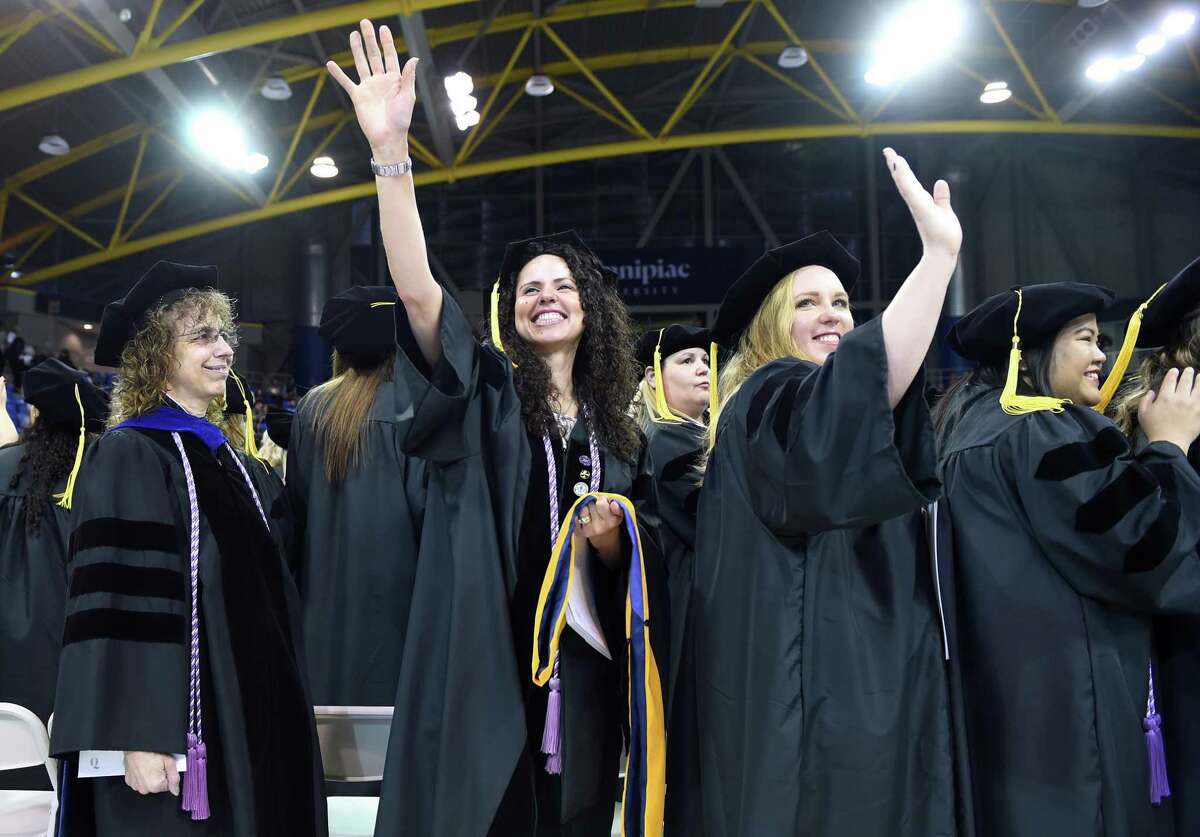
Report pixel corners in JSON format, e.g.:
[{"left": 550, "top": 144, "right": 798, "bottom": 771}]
[{"left": 370, "top": 157, "right": 413, "bottom": 177}]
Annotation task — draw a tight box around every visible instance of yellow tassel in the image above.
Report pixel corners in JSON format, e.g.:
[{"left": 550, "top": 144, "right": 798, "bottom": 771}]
[
  {"left": 490, "top": 281, "right": 506, "bottom": 354},
  {"left": 53, "top": 384, "right": 86, "bottom": 510},
  {"left": 1093, "top": 281, "right": 1169, "bottom": 414},
  {"left": 652, "top": 329, "right": 681, "bottom": 423},
  {"left": 368, "top": 301, "right": 396, "bottom": 308},
  {"left": 708, "top": 341, "right": 719, "bottom": 423},
  {"left": 998, "top": 289, "right": 1071, "bottom": 416},
  {"left": 231, "top": 371, "right": 266, "bottom": 462}
]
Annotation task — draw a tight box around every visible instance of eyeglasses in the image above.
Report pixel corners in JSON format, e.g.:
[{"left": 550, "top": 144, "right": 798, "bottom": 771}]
[{"left": 178, "top": 327, "right": 239, "bottom": 349}]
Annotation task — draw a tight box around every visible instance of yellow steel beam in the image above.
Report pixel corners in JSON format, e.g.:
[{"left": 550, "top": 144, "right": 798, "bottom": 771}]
[
  {"left": 736, "top": 49, "right": 849, "bottom": 121},
  {"left": 554, "top": 78, "right": 642, "bottom": 136},
  {"left": 867, "top": 82, "right": 906, "bottom": 123},
  {"left": 677, "top": 51, "right": 736, "bottom": 119},
  {"left": 0, "top": 10, "right": 43, "bottom": 58},
  {"left": 44, "top": 0, "right": 123, "bottom": 57},
  {"left": 0, "top": 170, "right": 177, "bottom": 253},
  {"left": 457, "top": 84, "right": 524, "bottom": 165},
  {"left": 270, "top": 74, "right": 327, "bottom": 204},
  {"left": 408, "top": 136, "right": 443, "bottom": 169},
  {"left": 949, "top": 58, "right": 1045, "bottom": 120},
  {"left": 660, "top": 1, "right": 757, "bottom": 137},
  {"left": 277, "top": 114, "right": 353, "bottom": 201},
  {"left": 981, "top": 0, "right": 1059, "bottom": 122},
  {"left": 0, "top": 0, "right": 475, "bottom": 113},
  {"left": 0, "top": 191, "right": 7, "bottom": 240},
  {"left": 12, "top": 190, "right": 104, "bottom": 250},
  {"left": 759, "top": 0, "right": 858, "bottom": 122},
  {"left": 1132, "top": 78, "right": 1200, "bottom": 123},
  {"left": 135, "top": 0, "right": 165, "bottom": 54},
  {"left": 122, "top": 171, "right": 186, "bottom": 242},
  {"left": 149, "top": 0, "right": 205, "bottom": 49},
  {"left": 539, "top": 23, "right": 651, "bottom": 139},
  {"left": 110, "top": 129, "right": 152, "bottom": 247},
  {"left": 13, "top": 227, "right": 55, "bottom": 271},
  {"left": 456, "top": 25, "right": 533, "bottom": 166},
  {"left": 4, "top": 123, "right": 145, "bottom": 190},
  {"left": 18, "top": 119, "right": 1200, "bottom": 286}
]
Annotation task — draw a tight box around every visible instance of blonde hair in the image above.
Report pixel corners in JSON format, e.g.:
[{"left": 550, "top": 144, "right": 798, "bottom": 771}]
[
  {"left": 1110, "top": 310, "right": 1200, "bottom": 437},
  {"left": 257, "top": 431, "right": 287, "bottom": 479},
  {"left": 109, "top": 290, "right": 235, "bottom": 427},
  {"left": 705, "top": 271, "right": 812, "bottom": 455},
  {"left": 300, "top": 350, "right": 394, "bottom": 482},
  {"left": 220, "top": 415, "right": 246, "bottom": 449}
]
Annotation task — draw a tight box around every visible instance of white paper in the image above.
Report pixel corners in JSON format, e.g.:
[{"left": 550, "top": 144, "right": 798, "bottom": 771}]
[
  {"left": 565, "top": 534, "right": 612, "bottom": 660},
  {"left": 77, "top": 750, "right": 187, "bottom": 778}
]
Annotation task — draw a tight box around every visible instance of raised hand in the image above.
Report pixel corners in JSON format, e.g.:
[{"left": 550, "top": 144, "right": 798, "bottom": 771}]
[
  {"left": 327, "top": 20, "right": 418, "bottom": 162},
  {"left": 1140, "top": 367, "right": 1200, "bottom": 453},
  {"left": 883, "top": 147, "right": 962, "bottom": 261}
]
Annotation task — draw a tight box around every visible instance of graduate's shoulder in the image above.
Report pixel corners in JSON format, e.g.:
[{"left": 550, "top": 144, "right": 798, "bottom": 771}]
[
  {"left": 944, "top": 395, "right": 1123, "bottom": 462},
  {"left": 88, "top": 425, "right": 180, "bottom": 466},
  {"left": 0, "top": 442, "right": 25, "bottom": 495}
]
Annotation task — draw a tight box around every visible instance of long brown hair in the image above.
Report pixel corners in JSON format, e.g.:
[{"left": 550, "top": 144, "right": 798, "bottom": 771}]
[
  {"left": 493, "top": 240, "right": 641, "bottom": 462},
  {"left": 109, "top": 290, "right": 234, "bottom": 426},
  {"left": 300, "top": 349, "right": 394, "bottom": 482},
  {"left": 1111, "top": 309, "right": 1200, "bottom": 437}
]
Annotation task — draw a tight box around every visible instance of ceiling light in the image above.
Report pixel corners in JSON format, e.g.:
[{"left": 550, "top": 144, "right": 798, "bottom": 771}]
[
  {"left": 38, "top": 134, "right": 70, "bottom": 156},
  {"left": 524, "top": 74, "right": 555, "bottom": 97},
  {"left": 9, "top": 271, "right": 21, "bottom": 280},
  {"left": 778, "top": 46, "right": 809, "bottom": 69},
  {"left": 1085, "top": 57, "right": 1120, "bottom": 82},
  {"left": 187, "top": 108, "right": 249, "bottom": 171},
  {"left": 83, "top": 323, "right": 94, "bottom": 331},
  {"left": 242, "top": 152, "right": 269, "bottom": 174},
  {"left": 260, "top": 76, "right": 292, "bottom": 101},
  {"left": 979, "top": 81, "right": 1012, "bottom": 104},
  {"left": 864, "top": 0, "right": 964, "bottom": 87},
  {"left": 454, "top": 110, "right": 481, "bottom": 131},
  {"left": 1136, "top": 33, "right": 1167, "bottom": 54},
  {"left": 449, "top": 94, "right": 478, "bottom": 116},
  {"left": 1118, "top": 53, "right": 1146, "bottom": 72},
  {"left": 444, "top": 71, "right": 474, "bottom": 98},
  {"left": 310, "top": 156, "right": 338, "bottom": 178},
  {"left": 1161, "top": 10, "right": 1196, "bottom": 37},
  {"left": 118, "top": 8, "right": 132, "bottom": 22}
]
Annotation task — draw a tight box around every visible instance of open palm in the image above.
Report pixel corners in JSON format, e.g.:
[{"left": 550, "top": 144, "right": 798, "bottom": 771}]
[
  {"left": 327, "top": 20, "right": 418, "bottom": 155},
  {"left": 883, "top": 147, "right": 962, "bottom": 259}
]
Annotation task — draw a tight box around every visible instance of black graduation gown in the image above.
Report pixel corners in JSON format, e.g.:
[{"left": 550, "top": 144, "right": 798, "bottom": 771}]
[
  {"left": 640, "top": 419, "right": 704, "bottom": 835},
  {"left": 374, "top": 289, "right": 664, "bottom": 837},
  {"left": 287, "top": 384, "right": 426, "bottom": 705},
  {"left": 939, "top": 394, "right": 1200, "bottom": 837},
  {"left": 0, "top": 444, "right": 69, "bottom": 791},
  {"left": 51, "top": 427, "right": 327, "bottom": 837},
  {"left": 689, "top": 317, "right": 958, "bottom": 836},
  {"left": 233, "top": 449, "right": 294, "bottom": 563}
]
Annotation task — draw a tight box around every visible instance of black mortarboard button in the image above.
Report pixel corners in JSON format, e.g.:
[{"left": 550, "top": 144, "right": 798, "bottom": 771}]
[{"left": 94, "top": 261, "right": 219, "bottom": 367}]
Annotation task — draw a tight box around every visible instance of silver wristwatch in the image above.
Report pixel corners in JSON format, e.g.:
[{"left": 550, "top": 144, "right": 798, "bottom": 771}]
[{"left": 370, "top": 157, "right": 413, "bottom": 177}]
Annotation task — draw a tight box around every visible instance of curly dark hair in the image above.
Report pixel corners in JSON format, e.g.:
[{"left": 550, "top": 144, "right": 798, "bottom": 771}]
[
  {"left": 493, "top": 240, "right": 641, "bottom": 462},
  {"left": 10, "top": 421, "right": 94, "bottom": 536}
]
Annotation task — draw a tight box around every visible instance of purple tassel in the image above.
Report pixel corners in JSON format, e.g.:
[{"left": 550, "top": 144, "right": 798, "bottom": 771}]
[
  {"left": 541, "top": 675, "right": 563, "bottom": 775},
  {"left": 1143, "top": 713, "right": 1171, "bottom": 805},
  {"left": 182, "top": 733, "right": 211, "bottom": 820}
]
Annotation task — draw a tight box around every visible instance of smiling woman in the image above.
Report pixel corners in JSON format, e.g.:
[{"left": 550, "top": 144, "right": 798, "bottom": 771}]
[{"left": 50, "top": 261, "right": 326, "bottom": 837}]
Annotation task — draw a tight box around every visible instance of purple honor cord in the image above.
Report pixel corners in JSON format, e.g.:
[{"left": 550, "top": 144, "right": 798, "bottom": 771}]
[
  {"left": 539, "top": 408, "right": 602, "bottom": 775},
  {"left": 1144, "top": 661, "right": 1171, "bottom": 805},
  {"left": 173, "top": 434, "right": 269, "bottom": 820}
]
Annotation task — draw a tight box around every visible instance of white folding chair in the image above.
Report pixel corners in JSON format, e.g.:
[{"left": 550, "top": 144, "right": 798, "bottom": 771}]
[
  {"left": 0, "top": 704, "right": 57, "bottom": 837},
  {"left": 314, "top": 706, "right": 393, "bottom": 837}
]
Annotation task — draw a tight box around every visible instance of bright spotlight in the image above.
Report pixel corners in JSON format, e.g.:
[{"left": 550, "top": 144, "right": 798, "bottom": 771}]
[
  {"left": 1136, "top": 33, "right": 1166, "bottom": 54},
  {"left": 242, "top": 152, "right": 269, "bottom": 174},
  {"left": 979, "top": 81, "right": 1012, "bottom": 104},
  {"left": 1161, "top": 10, "right": 1196, "bottom": 37},
  {"left": 187, "top": 108, "right": 249, "bottom": 171},
  {"left": 443, "top": 72, "right": 474, "bottom": 98},
  {"left": 1118, "top": 53, "right": 1146, "bottom": 72},
  {"left": 455, "top": 110, "right": 481, "bottom": 131},
  {"left": 865, "top": 0, "right": 964, "bottom": 87},
  {"left": 310, "top": 156, "right": 338, "bottom": 178},
  {"left": 83, "top": 323, "right": 94, "bottom": 331},
  {"left": 449, "top": 94, "right": 478, "bottom": 116},
  {"left": 1085, "top": 57, "right": 1120, "bottom": 82}
]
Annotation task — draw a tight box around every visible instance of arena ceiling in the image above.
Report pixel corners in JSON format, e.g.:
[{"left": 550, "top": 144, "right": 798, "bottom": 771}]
[{"left": 0, "top": 0, "right": 1197, "bottom": 289}]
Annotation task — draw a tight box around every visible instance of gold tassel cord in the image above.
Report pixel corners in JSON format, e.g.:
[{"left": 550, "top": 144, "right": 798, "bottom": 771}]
[
  {"left": 1093, "top": 281, "right": 1169, "bottom": 414},
  {"left": 54, "top": 383, "right": 86, "bottom": 510},
  {"left": 708, "top": 341, "right": 719, "bottom": 423},
  {"left": 490, "top": 281, "right": 506, "bottom": 354},
  {"left": 998, "top": 289, "right": 1071, "bottom": 416},
  {"left": 230, "top": 371, "right": 265, "bottom": 462},
  {"left": 652, "top": 329, "right": 682, "bottom": 423}
]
